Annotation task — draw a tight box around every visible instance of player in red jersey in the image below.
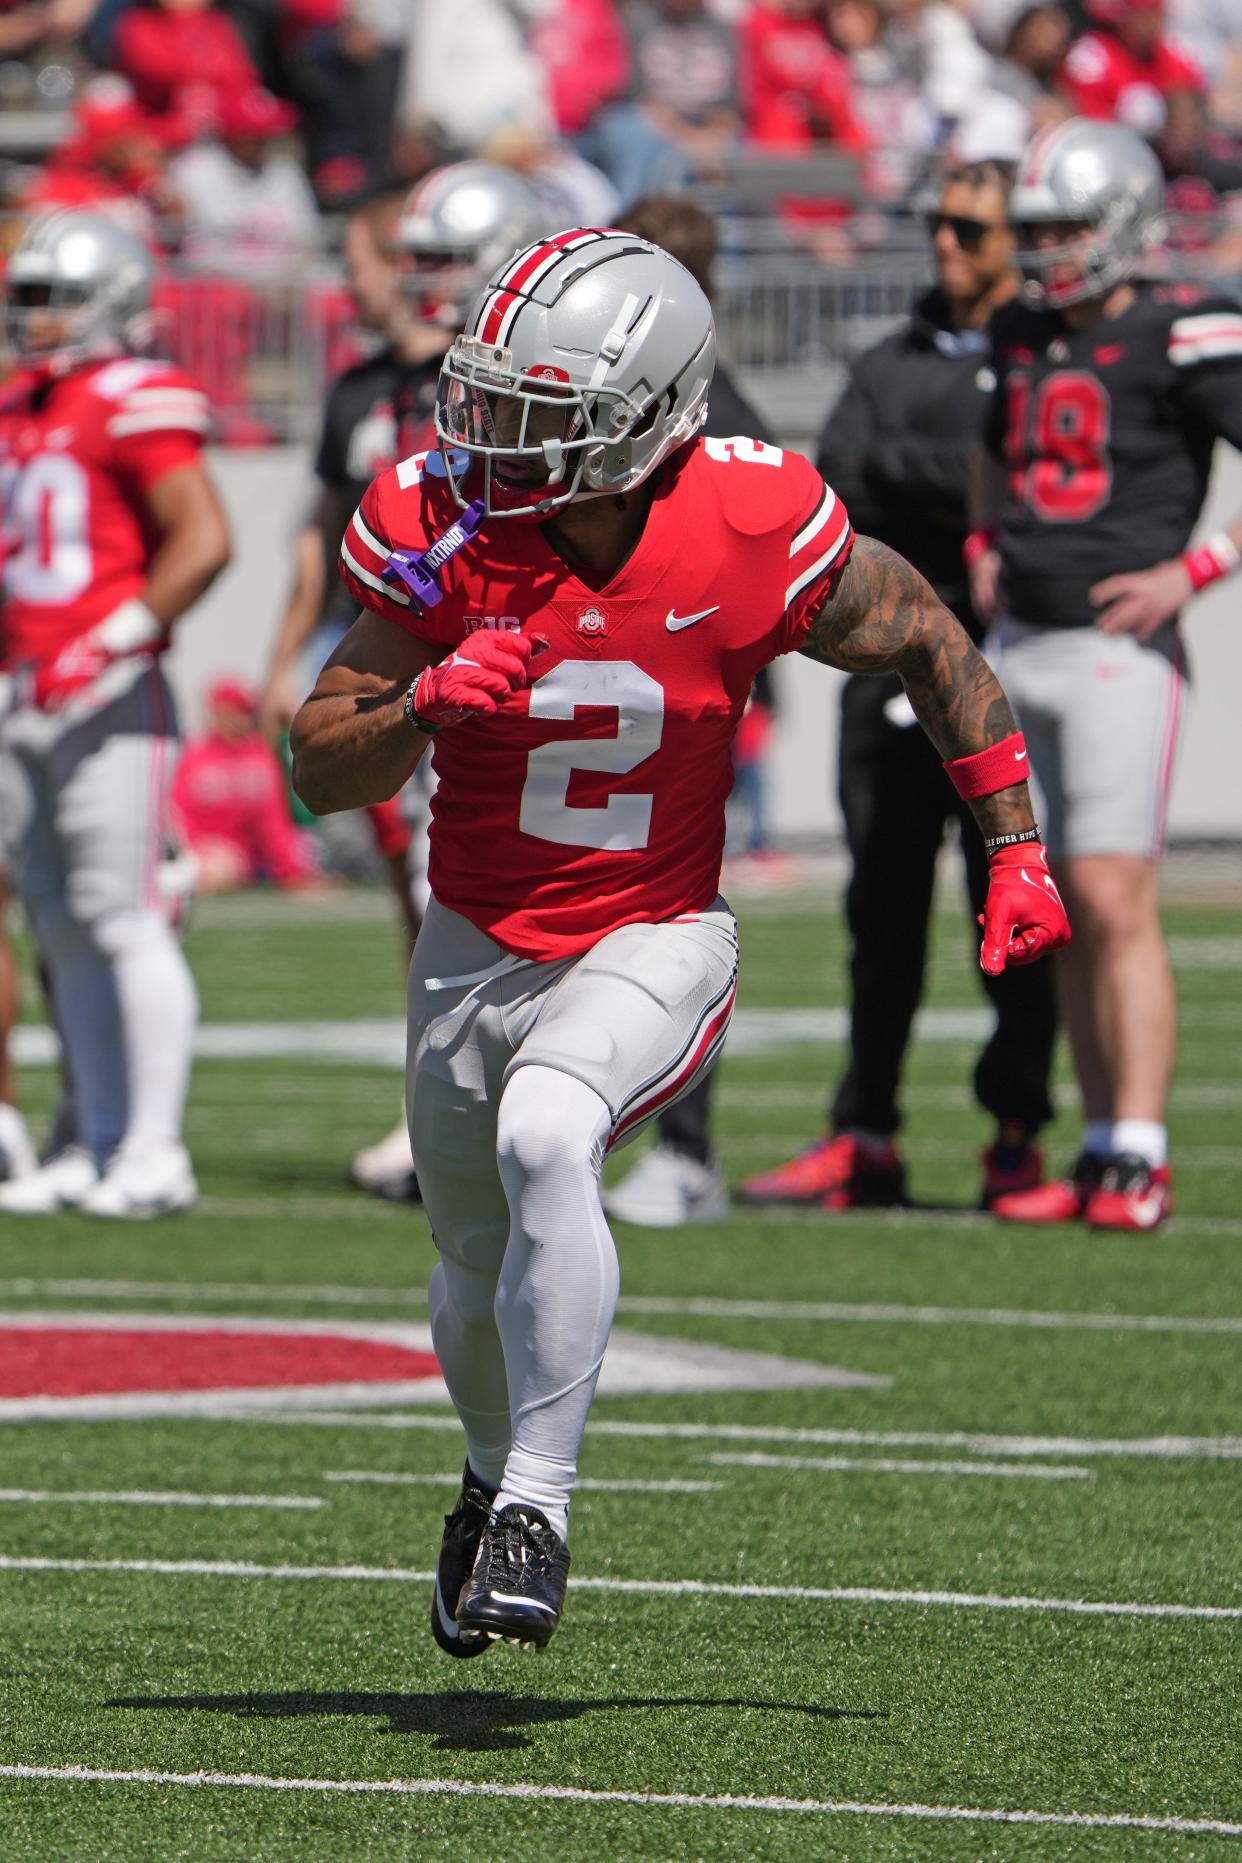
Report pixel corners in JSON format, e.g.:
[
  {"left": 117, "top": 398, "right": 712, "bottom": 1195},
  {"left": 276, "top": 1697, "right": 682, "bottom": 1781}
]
[
  {"left": 0, "top": 211, "right": 231, "bottom": 1219},
  {"left": 291, "top": 227, "right": 1069, "bottom": 1652}
]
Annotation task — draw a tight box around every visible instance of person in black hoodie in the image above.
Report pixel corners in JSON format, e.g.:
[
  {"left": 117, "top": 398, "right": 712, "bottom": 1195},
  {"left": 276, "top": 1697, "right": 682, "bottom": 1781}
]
[{"left": 740, "top": 158, "right": 1058, "bottom": 1214}]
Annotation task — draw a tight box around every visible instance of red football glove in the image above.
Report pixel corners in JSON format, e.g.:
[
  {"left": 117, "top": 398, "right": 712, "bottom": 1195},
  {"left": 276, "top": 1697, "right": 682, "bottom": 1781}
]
[
  {"left": 411, "top": 630, "right": 536, "bottom": 729},
  {"left": 978, "top": 842, "right": 1071, "bottom": 975}
]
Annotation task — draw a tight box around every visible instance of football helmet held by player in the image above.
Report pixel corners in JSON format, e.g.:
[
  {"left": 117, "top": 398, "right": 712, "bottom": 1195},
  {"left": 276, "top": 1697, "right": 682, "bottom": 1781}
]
[
  {"left": 1010, "top": 118, "right": 1164, "bottom": 310},
  {"left": 435, "top": 227, "right": 715, "bottom": 518},
  {"left": 391, "top": 161, "right": 548, "bottom": 329},
  {"left": 5, "top": 210, "right": 156, "bottom": 375}
]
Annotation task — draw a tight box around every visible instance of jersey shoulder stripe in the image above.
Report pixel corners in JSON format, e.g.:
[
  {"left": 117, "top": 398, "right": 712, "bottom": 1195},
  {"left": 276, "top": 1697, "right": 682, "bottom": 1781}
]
[{"left": 1169, "top": 309, "right": 1242, "bottom": 367}]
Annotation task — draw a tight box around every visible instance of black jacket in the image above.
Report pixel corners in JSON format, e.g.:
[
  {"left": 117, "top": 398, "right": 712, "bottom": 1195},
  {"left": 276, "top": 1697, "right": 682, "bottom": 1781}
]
[{"left": 814, "top": 289, "right": 998, "bottom": 634}]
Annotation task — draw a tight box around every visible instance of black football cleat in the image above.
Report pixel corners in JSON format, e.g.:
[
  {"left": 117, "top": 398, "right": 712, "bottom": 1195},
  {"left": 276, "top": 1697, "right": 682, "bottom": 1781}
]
[
  {"left": 456, "top": 1502, "right": 571, "bottom": 1651},
  {"left": 430, "top": 1465, "right": 496, "bottom": 1658}
]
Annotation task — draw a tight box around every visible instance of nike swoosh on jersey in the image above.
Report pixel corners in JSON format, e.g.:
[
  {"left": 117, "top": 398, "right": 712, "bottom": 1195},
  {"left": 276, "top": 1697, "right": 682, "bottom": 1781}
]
[{"left": 665, "top": 605, "right": 719, "bottom": 632}]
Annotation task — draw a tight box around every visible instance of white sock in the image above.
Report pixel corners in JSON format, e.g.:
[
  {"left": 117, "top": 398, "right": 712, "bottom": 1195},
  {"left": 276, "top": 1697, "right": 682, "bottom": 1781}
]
[
  {"left": 1083, "top": 1120, "right": 1114, "bottom": 1158},
  {"left": 492, "top": 1065, "right": 618, "bottom": 1545},
  {"left": 39, "top": 910, "right": 127, "bottom": 1163},
  {"left": 95, "top": 912, "right": 197, "bottom": 1148},
  {"left": 427, "top": 1259, "right": 511, "bottom": 1494},
  {"left": 1111, "top": 1120, "right": 1167, "bottom": 1167}
]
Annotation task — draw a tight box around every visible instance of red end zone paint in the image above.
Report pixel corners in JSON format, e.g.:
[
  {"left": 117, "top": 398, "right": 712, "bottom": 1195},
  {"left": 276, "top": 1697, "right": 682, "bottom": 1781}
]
[{"left": 0, "top": 1328, "right": 440, "bottom": 1399}]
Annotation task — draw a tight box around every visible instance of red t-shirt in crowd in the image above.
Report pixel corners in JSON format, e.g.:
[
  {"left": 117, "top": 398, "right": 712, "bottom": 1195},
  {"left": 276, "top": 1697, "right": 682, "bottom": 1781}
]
[
  {"left": 740, "top": 7, "right": 869, "bottom": 150},
  {"left": 173, "top": 733, "right": 319, "bottom": 888}
]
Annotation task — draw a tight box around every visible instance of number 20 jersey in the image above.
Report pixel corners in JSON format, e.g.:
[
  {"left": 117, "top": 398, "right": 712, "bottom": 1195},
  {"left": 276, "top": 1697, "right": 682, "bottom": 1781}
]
[
  {"left": 986, "top": 284, "right": 1242, "bottom": 630},
  {"left": 341, "top": 436, "right": 853, "bottom": 960},
  {"left": 0, "top": 357, "right": 210, "bottom": 673}
]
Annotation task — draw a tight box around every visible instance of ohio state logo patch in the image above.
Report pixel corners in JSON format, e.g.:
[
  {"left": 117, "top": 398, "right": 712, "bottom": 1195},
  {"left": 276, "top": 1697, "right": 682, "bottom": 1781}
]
[{"left": 577, "top": 606, "right": 608, "bottom": 636}]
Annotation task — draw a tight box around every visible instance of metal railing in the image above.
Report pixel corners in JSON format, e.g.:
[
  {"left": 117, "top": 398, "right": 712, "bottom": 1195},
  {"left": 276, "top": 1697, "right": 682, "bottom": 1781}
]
[{"left": 153, "top": 242, "right": 1238, "bottom": 447}]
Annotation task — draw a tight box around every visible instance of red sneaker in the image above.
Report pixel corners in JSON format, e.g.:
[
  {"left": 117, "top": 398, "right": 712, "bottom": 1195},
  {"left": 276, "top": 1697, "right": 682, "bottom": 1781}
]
[
  {"left": 992, "top": 1151, "right": 1103, "bottom": 1225},
  {"left": 1085, "top": 1155, "right": 1173, "bottom": 1232},
  {"left": 980, "top": 1129, "right": 1044, "bottom": 1209},
  {"left": 738, "top": 1133, "right": 907, "bottom": 1211}
]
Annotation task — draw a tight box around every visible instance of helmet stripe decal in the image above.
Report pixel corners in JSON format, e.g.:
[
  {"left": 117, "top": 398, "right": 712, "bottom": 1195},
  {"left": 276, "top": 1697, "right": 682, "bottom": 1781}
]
[{"left": 475, "top": 230, "right": 608, "bottom": 348}]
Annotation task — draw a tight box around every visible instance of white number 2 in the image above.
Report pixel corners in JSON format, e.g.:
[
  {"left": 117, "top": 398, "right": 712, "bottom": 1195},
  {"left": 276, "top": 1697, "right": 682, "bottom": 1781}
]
[
  {"left": 520, "top": 660, "right": 664, "bottom": 851},
  {"left": 704, "top": 435, "right": 783, "bottom": 467}
]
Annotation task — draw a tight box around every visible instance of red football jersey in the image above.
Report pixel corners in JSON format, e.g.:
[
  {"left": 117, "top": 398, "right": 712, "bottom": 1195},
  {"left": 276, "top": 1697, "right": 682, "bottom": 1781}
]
[
  {"left": 0, "top": 358, "right": 210, "bottom": 673},
  {"left": 341, "top": 436, "right": 853, "bottom": 959}
]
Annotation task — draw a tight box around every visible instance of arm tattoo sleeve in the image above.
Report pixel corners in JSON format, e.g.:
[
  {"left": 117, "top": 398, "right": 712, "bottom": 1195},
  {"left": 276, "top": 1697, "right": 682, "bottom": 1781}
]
[{"left": 800, "top": 533, "right": 1035, "bottom": 840}]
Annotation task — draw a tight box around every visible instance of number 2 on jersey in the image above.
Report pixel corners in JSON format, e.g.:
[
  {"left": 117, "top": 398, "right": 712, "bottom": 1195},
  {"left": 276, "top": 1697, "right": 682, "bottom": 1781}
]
[
  {"left": 1006, "top": 372, "right": 1112, "bottom": 522},
  {"left": 520, "top": 661, "right": 664, "bottom": 851}
]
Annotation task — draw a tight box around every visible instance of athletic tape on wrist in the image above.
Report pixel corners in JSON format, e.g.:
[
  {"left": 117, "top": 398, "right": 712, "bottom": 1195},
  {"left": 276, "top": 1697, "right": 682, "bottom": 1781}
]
[
  {"left": 944, "top": 731, "right": 1029, "bottom": 800},
  {"left": 1181, "top": 532, "right": 1240, "bottom": 594}
]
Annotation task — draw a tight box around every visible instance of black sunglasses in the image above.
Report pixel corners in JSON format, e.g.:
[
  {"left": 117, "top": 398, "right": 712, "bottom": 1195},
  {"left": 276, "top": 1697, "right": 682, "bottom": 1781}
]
[{"left": 925, "top": 212, "right": 998, "bottom": 253}]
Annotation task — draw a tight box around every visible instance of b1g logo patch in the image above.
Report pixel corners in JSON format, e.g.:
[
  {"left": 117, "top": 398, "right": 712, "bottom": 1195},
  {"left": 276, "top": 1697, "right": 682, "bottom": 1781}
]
[
  {"left": 464, "top": 614, "right": 521, "bottom": 634},
  {"left": 577, "top": 606, "right": 608, "bottom": 637}
]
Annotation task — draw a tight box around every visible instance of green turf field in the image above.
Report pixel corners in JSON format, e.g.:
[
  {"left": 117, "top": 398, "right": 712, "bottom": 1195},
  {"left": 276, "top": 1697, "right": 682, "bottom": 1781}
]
[{"left": 1, "top": 874, "right": 1239, "bottom": 1860}]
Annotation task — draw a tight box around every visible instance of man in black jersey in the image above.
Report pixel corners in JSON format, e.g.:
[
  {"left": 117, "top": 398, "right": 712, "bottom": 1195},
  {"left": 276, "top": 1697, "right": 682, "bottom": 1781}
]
[
  {"left": 260, "top": 161, "right": 544, "bottom": 1198},
  {"left": 969, "top": 117, "right": 1242, "bottom": 1232}
]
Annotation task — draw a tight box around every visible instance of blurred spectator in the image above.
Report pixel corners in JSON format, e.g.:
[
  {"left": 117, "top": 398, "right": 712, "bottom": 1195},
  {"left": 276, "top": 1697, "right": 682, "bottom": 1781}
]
[
  {"left": 0, "top": 0, "right": 99, "bottom": 55},
  {"left": 825, "top": 0, "right": 934, "bottom": 195},
  {"left": 532, "top": 0, "right": 628, "bottom": 139},
  {"left": 482, "top": 122, "right": 619, "bottom": 227},
  {"left": 741, "top": 0, "right": 870, "bottom": 151},
  {"left": 173, "top": 678, "right": 322, "bottom": 893},
  {"left": 25, "top": 76, "right": 179, "bottom": 242},
  {"left": 578, "top": 0, "right": 739, "bottom": 200},
  {"left": 1062, "top": 0, "right": 1205, "bottom": 137},
  {"left": 1167, "top": 0, "right": 1238, "bottom": 102},
  {"left": 953, "top": 3, "right": 1071, "bottom": 161},
  {"left": 883, "top": 0, "right": 996, "bottom": 136},
  {"left": 169, "top": 86, "right": 317, "bottom": 270},
  {"left": 112, "top": 0, "right": 263, "bottom": 140},
  {"left": 395, "top": 0, "right": 553, "bottom": 152}
]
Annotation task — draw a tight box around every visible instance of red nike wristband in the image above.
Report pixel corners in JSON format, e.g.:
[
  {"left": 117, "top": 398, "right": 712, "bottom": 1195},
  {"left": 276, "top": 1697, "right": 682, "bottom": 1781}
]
[
  {"left": 944, "top": 731, "right": 1029, "bottom": 800},
  {"left": 1181, "top": 532, "right": 1240, "bottom": 593}
]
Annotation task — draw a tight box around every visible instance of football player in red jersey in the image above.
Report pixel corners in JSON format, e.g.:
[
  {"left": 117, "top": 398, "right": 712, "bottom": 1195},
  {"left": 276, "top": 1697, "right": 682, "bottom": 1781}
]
[
  {"left": 969, "top": 119, "right": 1242, "bottom": 1233},
  {"left": 291, "top": 228, "right": 1069, "bottom": 1652},
  {"left": 0, "top": 211, "right": 231, "bottom": 1219}
]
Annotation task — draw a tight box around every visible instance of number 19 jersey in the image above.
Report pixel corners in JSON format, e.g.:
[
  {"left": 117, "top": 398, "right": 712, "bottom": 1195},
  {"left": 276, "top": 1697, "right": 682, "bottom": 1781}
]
[
  {"left": 986, "top": 283, "right": 1242, "bottom": 630},
  {"left": 342, "top": 436, "right": 852, "bottom": 959}
]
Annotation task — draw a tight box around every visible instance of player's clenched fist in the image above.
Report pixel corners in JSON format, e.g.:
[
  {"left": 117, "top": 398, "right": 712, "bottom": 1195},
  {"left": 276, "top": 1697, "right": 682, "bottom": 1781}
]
[
  {"left": 409, "top": 631, "right": 537, "bottom": 730},
  {"left": 978, "top": 842, "right": 1071, "bottom": 975}
]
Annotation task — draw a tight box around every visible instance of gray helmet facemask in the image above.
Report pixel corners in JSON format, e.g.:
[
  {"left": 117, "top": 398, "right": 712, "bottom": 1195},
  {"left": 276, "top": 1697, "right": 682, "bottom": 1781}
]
[
  {"left": 5, "top": 210, "right": 157, "bottom": 372},
  {"left": 1010, "top": 119, "right": 1165, "bottom": 310},
  {"left": 434, "top": 228, "right": 715, "bottom": 519}
]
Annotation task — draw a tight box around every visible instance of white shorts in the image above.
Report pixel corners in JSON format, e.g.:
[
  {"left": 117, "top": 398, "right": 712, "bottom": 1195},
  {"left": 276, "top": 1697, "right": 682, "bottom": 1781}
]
[
  {"left": 0, "top": 658, "right": 183, "bottom": 930},
  {"left": 985, "top": 618, "right": 1189, "bottom": 862}
]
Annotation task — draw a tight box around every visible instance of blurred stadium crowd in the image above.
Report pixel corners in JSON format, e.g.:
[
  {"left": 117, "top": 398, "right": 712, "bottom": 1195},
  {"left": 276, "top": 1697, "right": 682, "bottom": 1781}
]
[{"left": 0, "top": 0, "right": 1239, "bottom": 278}]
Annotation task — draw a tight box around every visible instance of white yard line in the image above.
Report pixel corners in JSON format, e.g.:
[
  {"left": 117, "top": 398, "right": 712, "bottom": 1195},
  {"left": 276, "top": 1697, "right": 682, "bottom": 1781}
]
[
  {"left": 323, "top": 1471, "right": 723, "bottom": 1494},
  {"left": 3, "top": 1277, "right": 1238, "bottom": 1336},
  {"left": 0, "top": 1555, "right": 1236, "bottom": 1620},
  {"left": 225, "top": 1412, "right": 1242, "bottom": 1462},
  {"left": 0, "top": 1489, "right": 322, "bottom": 1510},
  {"left": 0, "top": 1764, "right": 1238, "bottom": 1837},
  {"left": 710, "top": 1453, "right": 1090, "bottom": 1481},
  {"left": 620, "top": 1294, "right": 1242, "bottom": 1334}
]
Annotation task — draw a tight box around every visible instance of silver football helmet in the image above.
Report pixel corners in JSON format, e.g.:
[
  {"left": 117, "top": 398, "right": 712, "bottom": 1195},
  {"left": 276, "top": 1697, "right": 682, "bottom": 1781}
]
[
  {"left": 5, "top": 210, "right": 157, "bottom": 371},
  {"left": 391, "top": 161, "right": 548, "bottom": 328},
  {"left": 435, "top": 228, "right": 715, "bottom": 519},
  {"left": 1010, "top": 119, "right": 1165, "bottom": 309}
]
